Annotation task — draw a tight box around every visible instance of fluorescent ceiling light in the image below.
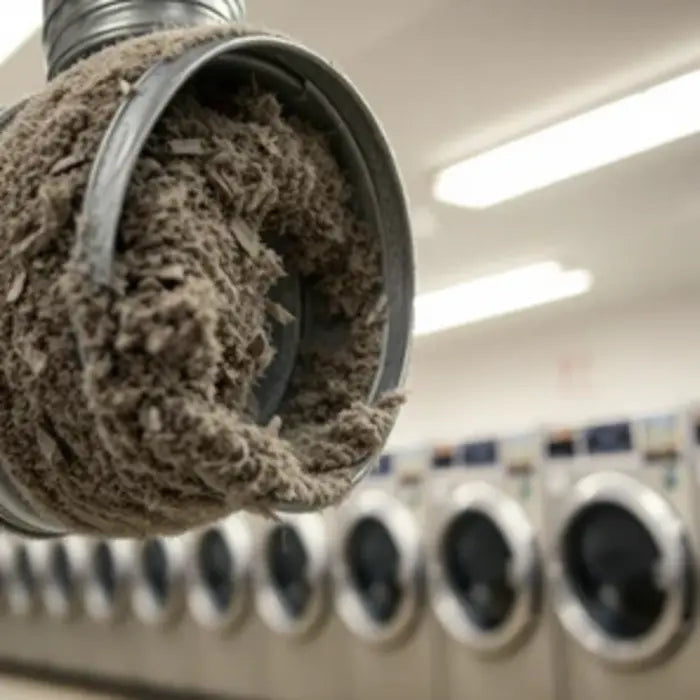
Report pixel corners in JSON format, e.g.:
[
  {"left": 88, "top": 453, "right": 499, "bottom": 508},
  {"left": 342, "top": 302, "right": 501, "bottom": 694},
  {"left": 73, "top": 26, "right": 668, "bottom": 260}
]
[
  {"left": 434, "top": 69, "right": 700, "bottom": 208},
  {"left": 414, "top": 261, "right": 592, "bottom": 336},
  {"left": 0, "top": 4, "right": 41, "bottom": 66}
]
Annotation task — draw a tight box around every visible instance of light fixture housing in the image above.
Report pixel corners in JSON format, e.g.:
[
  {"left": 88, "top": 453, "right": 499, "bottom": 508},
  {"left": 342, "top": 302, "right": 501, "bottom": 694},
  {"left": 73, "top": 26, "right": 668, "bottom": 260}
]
[
  {"left": 413, "top": 261, "right": 592, "bottom": 337},
  {"left": 434, "top": 69, "right": 700, "bottom": 208}
]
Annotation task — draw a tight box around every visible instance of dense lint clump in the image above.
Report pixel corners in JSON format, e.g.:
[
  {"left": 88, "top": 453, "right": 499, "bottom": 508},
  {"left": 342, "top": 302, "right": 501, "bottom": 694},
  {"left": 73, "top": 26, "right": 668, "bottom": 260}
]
[{"left": 0, "top": 25, "right": 402, "bottom": 536}]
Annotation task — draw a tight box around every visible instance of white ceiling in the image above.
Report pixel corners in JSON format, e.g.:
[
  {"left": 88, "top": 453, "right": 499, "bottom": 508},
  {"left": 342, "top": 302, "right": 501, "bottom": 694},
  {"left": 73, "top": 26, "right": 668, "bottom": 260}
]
[{"left": 4, "top": 0, "right": 700, "bottom": 339}]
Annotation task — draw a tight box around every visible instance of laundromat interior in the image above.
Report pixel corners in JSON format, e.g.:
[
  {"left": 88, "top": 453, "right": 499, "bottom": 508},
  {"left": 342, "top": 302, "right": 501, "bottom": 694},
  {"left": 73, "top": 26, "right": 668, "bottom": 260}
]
[{"left": 4, "top": 0, "right": 700, "bottom": 698}]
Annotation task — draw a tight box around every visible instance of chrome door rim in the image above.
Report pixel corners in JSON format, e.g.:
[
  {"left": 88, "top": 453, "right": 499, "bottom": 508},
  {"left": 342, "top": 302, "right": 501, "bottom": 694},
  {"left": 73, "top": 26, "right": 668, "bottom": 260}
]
[
  {"left": 335, "top": 488, "right": 423, "bottom": 645},
  {"left": 429, "top": 481, "right": 540, "bottom": 653},
  {"left": 255, "top": 512, "right": 330, "bottom": 637},
  {"left": 1, "top": 537, "right": 40, "bottom": 616},
  {"left": 186, "top": 515, "right": 253, "bottom": 631},
  {"left": 131, "top": 535, "right": 185, "bottom": 626},
  {"left": 83, "top": 538, "right": 132, "bottom": 622},
  {"left": 551, "top": 470, "right": 690, "bottom": 665},
  {"left": 31, "top": 537, "right": 87, "bottom": 620}
]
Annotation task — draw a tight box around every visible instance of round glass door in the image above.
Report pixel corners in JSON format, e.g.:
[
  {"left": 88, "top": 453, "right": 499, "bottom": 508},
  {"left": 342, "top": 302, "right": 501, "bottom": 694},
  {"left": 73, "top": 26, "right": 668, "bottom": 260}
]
[
  {"left": 430, "top": 481, "right": 539, "bottom": 653},
  {"left": 346, "top": 515, "right": 403, "bottom": 624},
  {"left": 553, "top": 471, "right": 692, "bottom": 665},
  {"left": 266, "top": 524, "right": 313, "bottom": 620},
  {"left": 335, "top": 489, "right": 423, "bottom": 644},
  {"left": 442, "top": 510, "right": 516, "bottom": 631},
  {"left": 256, "top": 513, "right": 329, "bottom": 637},
  {"left": 187, "top": 516, "right": 252, "bottom": 631}
]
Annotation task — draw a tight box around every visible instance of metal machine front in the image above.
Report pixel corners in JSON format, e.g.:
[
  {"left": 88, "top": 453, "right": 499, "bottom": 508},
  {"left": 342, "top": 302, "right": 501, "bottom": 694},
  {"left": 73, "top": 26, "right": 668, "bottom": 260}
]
[
  {"left": 186, "top": 515, "right": 253, "bottom": 631},
  {"left": 31, "top": 537, "right": 87, "bottom": 620},
  {"left": 335, "top": 488, "right": 424, "bottom": 645},
  {"left": 83, "top": 538, "right": 133, "bottom": 623},
  {"left": 429, "top": 479, "right": 541, "bottom": 654},
  {"left": 255, "top": 512, "right": 331, "bottom": 638},
  {"left": 552, "top": 469, "right": 693, "bottom": 666},
  {"left": 132, "top": 535, "right": 186, "bottom": 626}
]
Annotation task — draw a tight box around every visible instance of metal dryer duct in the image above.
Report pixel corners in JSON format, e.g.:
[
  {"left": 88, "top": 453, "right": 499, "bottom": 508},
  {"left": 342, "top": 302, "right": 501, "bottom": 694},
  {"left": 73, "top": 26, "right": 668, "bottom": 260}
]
[{"left": 0, "top": 0, "right": 414, "bottom": 537}]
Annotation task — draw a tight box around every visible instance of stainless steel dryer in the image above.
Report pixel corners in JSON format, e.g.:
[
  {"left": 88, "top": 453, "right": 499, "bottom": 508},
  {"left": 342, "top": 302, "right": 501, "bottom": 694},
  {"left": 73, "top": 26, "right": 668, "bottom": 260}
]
[
  {"left": 131, "top": 535, "right": 186, "bottom": 627},
  {"left": 549, "top": 413, "right": 699, "bottom": 699},
  {"left": 2, "top": 535, "right": 41, "bottom": 617},
  {"left": 0, "top": 523, "right": 266, "bottom": 697},
  {"left": 23, "top": 533, "right": 202, "bottom": 693},
  {"left": 427, "top": 435, "right": 560, "bottom": 700},
  {"left": 185, "top": 514, "right": 268, "bottom": 698},
  {"left": 254, "top": 511, "right": 347, "bottom": 700},
  {"left": 0, "top": 536, "right": 116, "bottom": 678},
  {"left": 30, "top": 536, "right": 87, "bottom": 621},
  {"left": 334, "top": 450, "right": 432, "bottom": 700},
  {"left": 128, "top": 534, "right": 194, "bottom": 688}
]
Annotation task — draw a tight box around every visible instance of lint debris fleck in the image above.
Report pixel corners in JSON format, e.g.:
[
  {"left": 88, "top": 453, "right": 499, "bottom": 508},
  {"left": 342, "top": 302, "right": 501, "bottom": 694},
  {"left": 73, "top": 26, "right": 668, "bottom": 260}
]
[
  {"left": 230, "top": 218, "right": 262, "bottom": 258},
  {"left": 169, "top": 138, "right": 208, "bottom": 156},
  {"left": 6, "top": 270, "right": 26, "bottom": 303},
  {"left": 50, "top": 154, "right": 88, "bottom": 176},
  {"left": 266, "top": 300, "right": 295, "bottom": 325}
]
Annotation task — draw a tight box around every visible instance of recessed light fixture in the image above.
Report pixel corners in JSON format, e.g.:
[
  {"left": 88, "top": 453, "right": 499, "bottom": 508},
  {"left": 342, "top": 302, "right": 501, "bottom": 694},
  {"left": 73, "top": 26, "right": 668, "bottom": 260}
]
[
  {"left": 0, "top": 4, "right": 41, "bottom": 66},
  {"left": 413, "top": 261, "right": 592, "bottom": 336},
  {"left": 434, "top": 69, "right": 700, "bottom": 208}
]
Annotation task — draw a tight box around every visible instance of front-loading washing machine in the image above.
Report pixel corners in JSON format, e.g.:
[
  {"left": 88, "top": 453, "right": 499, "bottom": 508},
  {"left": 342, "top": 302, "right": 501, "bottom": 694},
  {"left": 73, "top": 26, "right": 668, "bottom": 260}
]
[
  {"left": 31, "top": 535, "right": 87, "bottom": 621},
  {"left": 127, "top": 533, "right": 197, "bottom": 690},
  {"left": 131, "top": 535, "right": 186, "bottom": 628},
  {"left": 549, "top": 413, "right": 699, "bottom": 699},
  {"left": 334, "top": 449, "right": 432, "bottom": 700},
  {"left": 19, "top": 535, "right": 151, "bottom": 682},
  {"left": 2, "top": 535, "right": 41, "bottom": 617},
  {"left": 83, "top": 537, "right": 133, "bottom": 626},
  {"left": 427, "top": 434, "right": 561, "bottom": 700},
  {"left": 185, "top": 513, "right": 268, "bottom": 698},
  {"left": 254, "top": 510, "right": 346, "bottom": 700},
  {"left": 83, "top": 536, "right": 153, "bottom": 677},
  {"left": 0, "top": 535, "right": 101, "bottom": 674}
]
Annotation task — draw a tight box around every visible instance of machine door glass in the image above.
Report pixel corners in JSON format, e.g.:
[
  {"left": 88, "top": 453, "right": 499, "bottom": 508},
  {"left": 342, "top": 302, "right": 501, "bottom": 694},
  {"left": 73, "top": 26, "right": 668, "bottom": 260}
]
[
  {"left": 266, "top": 524, "right": 312, "bottom": 619},
  {"left": 142, "top": 538, "right": 171, "bottom": 608},
  {"left": 441, "top": 509, "right": 516, "bottom": 631},
  {"left": 188, "top": 517, "right": 253, "bottom": 630},
  {"left": 346, "top": 515, "right": 403, "bottom": 624},
  {"left": 431, "top": 481, "right": 540, "bottom": 651},
  {"left": 563, "top": 501, "right": 666, "bottom": 639},
  {"left": 554, "top": 472, "right": 693, "bottom": 665},
  {"left": 199, "top": 527, "right": 236, "bottom": 614}
]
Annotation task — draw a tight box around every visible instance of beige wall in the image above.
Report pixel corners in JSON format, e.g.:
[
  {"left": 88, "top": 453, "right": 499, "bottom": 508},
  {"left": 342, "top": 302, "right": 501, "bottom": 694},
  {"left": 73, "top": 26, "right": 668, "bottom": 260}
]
[
  {"left": 390, "top": 291, "right": 700, "bottom": 449},
  {"left": 0, "top": 31, "right": 44, "bottom": 105}
]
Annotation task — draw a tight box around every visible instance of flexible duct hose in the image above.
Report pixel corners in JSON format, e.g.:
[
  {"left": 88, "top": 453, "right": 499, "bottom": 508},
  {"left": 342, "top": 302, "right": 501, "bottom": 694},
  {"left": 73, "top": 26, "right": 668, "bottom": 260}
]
[{"left": 42, "top": 0, "right": 246, "bottom": 77}]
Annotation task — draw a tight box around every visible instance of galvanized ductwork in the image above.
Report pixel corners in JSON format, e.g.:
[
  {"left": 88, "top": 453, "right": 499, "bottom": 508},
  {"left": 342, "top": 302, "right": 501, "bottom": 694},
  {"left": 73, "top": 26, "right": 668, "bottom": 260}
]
[
  {"left": 43, "top": 0, "right": 247, "bottom": 77},
  {"left": 0, "top": 0, "right": 413, "bottom": 538}
]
